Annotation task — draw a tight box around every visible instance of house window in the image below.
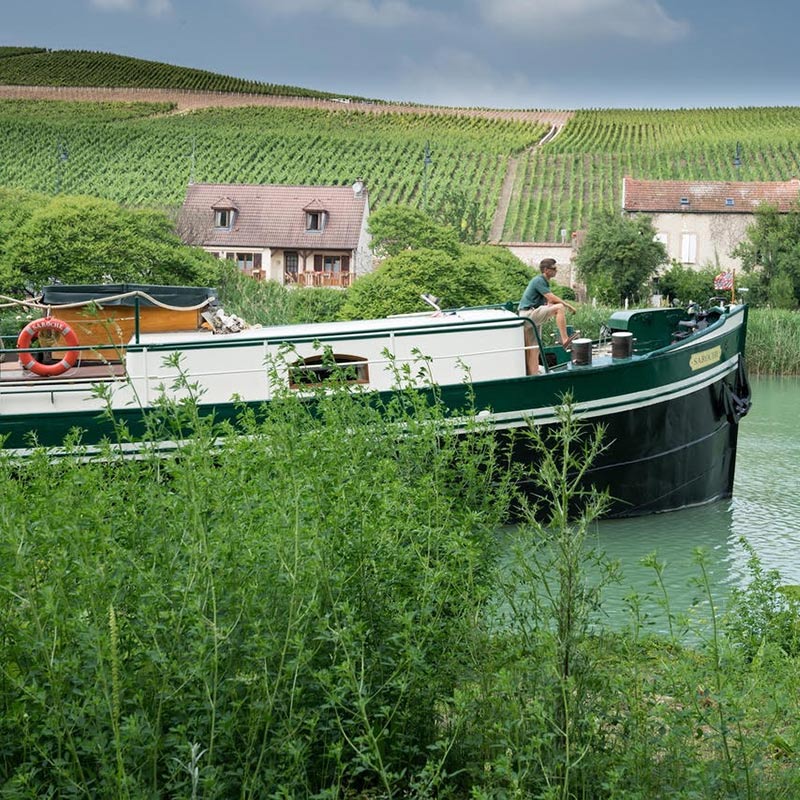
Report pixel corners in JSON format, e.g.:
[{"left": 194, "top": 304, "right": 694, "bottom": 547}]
[
  {"left": 285, "top": 252, "right": 299, "bottom": 274},
  {"left": 289, "top": 353, "right": 369, "bottom": 388},
  {"left": 313, "top": 255, "right": 350, "bottom": 273},
  {"left": 215, "top": 209, "right": 234, "bottom": 228},
  {"left": 235, "top": 252, "right": 254, "bottom": 271},
  {"left": 681, "top": 233, "right": 697, "bottom": 264},
  {"left": 306, "top": 211, "right": 326, "bottom": 231}
]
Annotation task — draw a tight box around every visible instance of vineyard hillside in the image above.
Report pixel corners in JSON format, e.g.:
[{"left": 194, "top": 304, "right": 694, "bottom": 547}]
[
  {"left": 2, "top": 76, "right": 800, "bottom": 243},
  {"left": 503, "top": 107, "right": 800, "bottom": 241},
  {"left": 0, "top": 99, "right": 549, "bottom": 231},
  {"left": 0, "top": 47, "right": 361, "bottom": 100}
]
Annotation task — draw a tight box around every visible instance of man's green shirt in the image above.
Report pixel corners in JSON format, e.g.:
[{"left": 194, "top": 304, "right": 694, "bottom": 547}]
[{"left": 520, "top": 274, "right": 550, "bottom": 309}]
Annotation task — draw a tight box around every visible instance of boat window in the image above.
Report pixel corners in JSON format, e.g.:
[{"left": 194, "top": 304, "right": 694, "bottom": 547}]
[{"left": 289, "top": 353, "right": 369, "bottom": 387}]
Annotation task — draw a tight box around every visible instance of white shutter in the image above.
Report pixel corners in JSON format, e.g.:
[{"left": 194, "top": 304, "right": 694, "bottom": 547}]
[{"left": 681, "top": 233, "right": 697, "bottom": 264}]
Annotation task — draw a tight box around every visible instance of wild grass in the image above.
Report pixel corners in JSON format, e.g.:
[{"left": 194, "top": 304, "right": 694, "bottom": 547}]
[
  {"left": 744, "top": 308, "right": 800, "bottom": 375},
  {"left": 0, "top": 355, "right": 513, "bottom": 797},
  {"left": 216, "top": 265, "right": 346, "bottom": 326}
]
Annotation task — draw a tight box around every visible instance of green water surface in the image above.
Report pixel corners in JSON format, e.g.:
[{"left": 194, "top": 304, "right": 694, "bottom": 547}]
[{"left": 591, "top": 376, "right": 800, "bottom": 630}]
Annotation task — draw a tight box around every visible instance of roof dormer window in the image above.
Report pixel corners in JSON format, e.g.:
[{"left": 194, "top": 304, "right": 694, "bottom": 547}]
[
  {"left": 679, "top": 197, "right": 690, "bottom": 206},
  {"left": 212, "top": 196, "right": 238, "bottom": 230},
  {"left": 215, "top": 208, "right": 234, "bottom": 228},
  {"left": 303, "top": 199, "right": 328, "bottom": 232}
]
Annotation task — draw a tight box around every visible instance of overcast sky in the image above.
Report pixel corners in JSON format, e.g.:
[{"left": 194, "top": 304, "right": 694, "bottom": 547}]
[{"left": 3, "top": 0, "right": 798, "bottom": 109}]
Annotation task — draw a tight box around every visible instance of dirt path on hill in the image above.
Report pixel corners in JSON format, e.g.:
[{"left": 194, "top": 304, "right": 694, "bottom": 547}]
[
  {"left": 489, "top": 122, "right": 565, "bottom": 242},
  {"left": 0, "top": 84, "right": 574, "bottom": 125}
]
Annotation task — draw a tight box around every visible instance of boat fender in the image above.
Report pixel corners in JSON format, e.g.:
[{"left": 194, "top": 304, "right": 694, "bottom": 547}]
[
  {"left": 17, "top": 317, "right": 80, "bottom": 377},
  {"left": 722, "top": 354, "right": 752, "bottom": 424}
]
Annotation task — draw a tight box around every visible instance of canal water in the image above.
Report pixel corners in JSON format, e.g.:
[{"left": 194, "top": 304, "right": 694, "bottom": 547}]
[{"left": 589, "top": 376, "right": 800, "bottom": 631}]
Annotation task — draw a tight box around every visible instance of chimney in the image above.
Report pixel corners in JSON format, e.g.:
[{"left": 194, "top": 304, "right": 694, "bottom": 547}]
[{"left": 352, "top": 178, "right": 365, "bottom": 196}]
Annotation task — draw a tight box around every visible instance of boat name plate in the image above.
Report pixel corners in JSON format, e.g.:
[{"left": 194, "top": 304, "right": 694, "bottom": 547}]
[{"left": 689, "top": 346, "right": 721, "bottom": 372}]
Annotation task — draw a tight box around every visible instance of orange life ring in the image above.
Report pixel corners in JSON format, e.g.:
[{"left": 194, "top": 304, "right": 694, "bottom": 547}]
[{"left": 17, "top": 317, "right": 80, "bottom": 377}]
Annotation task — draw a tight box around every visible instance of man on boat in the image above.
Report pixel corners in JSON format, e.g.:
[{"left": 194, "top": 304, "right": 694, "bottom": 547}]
[{"left": 518, "top": 258, "right": 577, "bottom": 375}]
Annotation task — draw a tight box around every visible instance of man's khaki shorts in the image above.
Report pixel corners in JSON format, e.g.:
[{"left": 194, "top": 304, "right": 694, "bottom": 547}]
[{"left": 518, "top": 305, "right": 554, "bottom": 325}]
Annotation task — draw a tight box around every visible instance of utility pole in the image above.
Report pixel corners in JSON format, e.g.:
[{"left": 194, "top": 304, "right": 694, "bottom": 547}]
[
  {"left": 422, "top": 141, "right": 432, "bottom": 211},
  {"left": 55, "top": 141, "right": 68, "bottom": 194},
  {"left": 189, "top": 136, "right": 196, "bottom": 185}
]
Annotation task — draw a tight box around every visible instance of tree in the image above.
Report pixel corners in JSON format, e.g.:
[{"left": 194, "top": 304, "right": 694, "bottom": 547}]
[
  {"left": 346, "top": 204, "right": 535, "bottom": 319},
  {"left": 0, "top": 192, "right": 221, "bottom": 292},
  {"left": 732, "top": 203, "right": 800, "bottom": 309},
  {"left": 340, "top": 245, "right": 531, "bottom": 320},
  {"left": 575, "top": 212, "right": 667, "bottom": 304},
  {"left": 657, "top": 261, "right": 717, "bottom": 305},
  {"left": 432, "top": 189, "right": 492, "bottom": 244},
  {"left": 368, "top": 205, "right": 460, "bottom": 258}
]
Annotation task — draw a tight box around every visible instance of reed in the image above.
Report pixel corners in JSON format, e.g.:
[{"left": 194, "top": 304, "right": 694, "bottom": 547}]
[{"left": 743, "top": 307, "right": 800, "bottom": 375}]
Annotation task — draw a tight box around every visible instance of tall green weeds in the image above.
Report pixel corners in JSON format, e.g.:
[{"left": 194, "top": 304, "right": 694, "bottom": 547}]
[
  {"left": 3, "top": 375, "right": 800, "bottom": 797},
  {"left": 743, "top": 308, "right": 800, "bottom": 375},
  {"left": 0, "top": 354, "right": 511, "bottom": 797}
]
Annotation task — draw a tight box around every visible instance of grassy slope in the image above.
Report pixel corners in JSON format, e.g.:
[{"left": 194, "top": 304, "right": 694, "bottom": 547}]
[{"left": 0, "top": 47, "right": 367, "bottom": 100}]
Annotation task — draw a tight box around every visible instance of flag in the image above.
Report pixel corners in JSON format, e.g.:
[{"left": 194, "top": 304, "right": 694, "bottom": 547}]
[{"left": 714, "top": 271, "right": 734, "bottom": 291}]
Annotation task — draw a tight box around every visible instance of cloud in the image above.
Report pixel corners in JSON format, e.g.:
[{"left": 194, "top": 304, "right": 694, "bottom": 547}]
[
  {"left": 476, "top": 0, "right": 689, "bottom": 42},
  {"left": 89, "top": 0, "right": 173, "bottom": 17},
  {"left": 247, "top": 0, "right": 440, "bottom": 28},
  {"left": 389, "top": 47, "right": 539, "bottom": 108}
]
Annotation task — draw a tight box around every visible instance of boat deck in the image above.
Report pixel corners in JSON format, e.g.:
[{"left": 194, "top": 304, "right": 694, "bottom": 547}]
[{"left": 0, "top": 360, "right": 126, "bottom": 384}]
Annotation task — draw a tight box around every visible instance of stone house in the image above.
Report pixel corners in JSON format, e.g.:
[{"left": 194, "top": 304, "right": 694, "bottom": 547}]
[
  {"left": 622, "top": 176, "right": 800, "bottom": 271},
  {"left": 178, "top": 181, "right": 372, "bottom": 287}
]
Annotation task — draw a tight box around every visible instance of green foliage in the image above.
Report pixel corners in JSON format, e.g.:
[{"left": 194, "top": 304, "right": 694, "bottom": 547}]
[
  {"left": 657, "top": 261, "right": 718, "bottom": 304},
  {"left": 0, "top": 99, "right": 544, "bottom": 222},
  {"left": 0, "top": 190, "right": 221, "bottom": 291},
  {"left": 8, "top": 97, "right": 800, "bottom": 247},
  {"left": 459, "top": 402, "right": 617, "bottom": 798},
  {"left": 2, "top": 386, "right": 800, "bottom": 796},
  {"left": 740, "top": 308, "right": 800, "bottom": 374},
  {"left": 0, "top": 46, "right": 48, "bottom": 58},
  {"left": 575, "top": 211, "right": 667, "bottom": 303},
  {"left": 368, "top": 204, "right": 460, "bottom": 257},
  {"left": 0, "top": 356, "right": 510, "bottom": 797},
  {"left": 768, "top": 271, "right": 798, "bottom": 309},
  {"left": 723, "top": 539, "right": 800, "bottom": 659},
  {"left": 432, "top": 188, "right": 493, "bottom": 244},
  {"left": 733, "top": 203, "right": 800, "bottom": 308},
  {"left": 341, "top": 248, "right": 464, "bottom": 318},
  {"left": 216, "top": 265, "right": 346, "bottom": 325},
  {"left": 341, "top": 244, "right": 531, "bottom": 319},
  {"left": 505, "top": 107, "right": 800, "bottom": 240}
]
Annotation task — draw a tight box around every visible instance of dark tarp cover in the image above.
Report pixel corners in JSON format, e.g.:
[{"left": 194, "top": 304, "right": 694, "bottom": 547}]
[{"left": 41, "top": 284, "right": 217, "bottom": 308}]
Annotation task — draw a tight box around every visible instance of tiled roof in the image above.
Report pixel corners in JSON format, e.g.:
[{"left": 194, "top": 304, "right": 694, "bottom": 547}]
[
  {"left": 622, "top": 177, "right": 800, "bottom": 213},
  {"left": 179, "top": 183, "right": 369, "bottom": 250},
  {"left": 212, "top": 196, "right": 238, "bottom": 210}
]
